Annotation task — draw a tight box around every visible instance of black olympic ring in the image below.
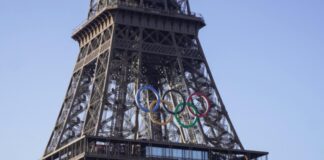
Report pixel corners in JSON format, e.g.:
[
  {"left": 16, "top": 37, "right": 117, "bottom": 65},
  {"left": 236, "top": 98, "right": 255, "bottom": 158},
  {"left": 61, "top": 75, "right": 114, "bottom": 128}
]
[{"left": 162, "top": 89, "right": 186, "bottom": 114}]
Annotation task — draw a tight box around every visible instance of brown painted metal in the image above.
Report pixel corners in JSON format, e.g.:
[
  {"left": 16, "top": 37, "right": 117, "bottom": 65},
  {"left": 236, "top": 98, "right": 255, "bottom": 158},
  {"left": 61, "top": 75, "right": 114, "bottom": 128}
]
[{"left": 42, "top": 1, "right": 268, "bottom": 159}]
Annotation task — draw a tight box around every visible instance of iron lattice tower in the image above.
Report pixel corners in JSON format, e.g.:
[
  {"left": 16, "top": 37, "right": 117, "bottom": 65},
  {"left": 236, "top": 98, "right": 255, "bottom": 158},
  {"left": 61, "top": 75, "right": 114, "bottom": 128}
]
[{"left": 42, "top": 0, "right": 268, "bottom": 159}]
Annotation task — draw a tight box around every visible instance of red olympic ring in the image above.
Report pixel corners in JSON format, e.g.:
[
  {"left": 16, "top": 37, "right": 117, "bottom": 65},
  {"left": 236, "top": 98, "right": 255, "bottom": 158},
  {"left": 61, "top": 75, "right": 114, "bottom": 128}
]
[{"left": 186, "top": 92, "right": 211, "bottom": 118}]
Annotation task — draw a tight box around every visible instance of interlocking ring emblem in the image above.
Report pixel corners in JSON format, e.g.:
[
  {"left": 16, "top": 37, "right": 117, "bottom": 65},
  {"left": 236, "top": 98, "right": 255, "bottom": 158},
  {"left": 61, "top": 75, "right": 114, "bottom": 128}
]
[{"left": 135, "top": 85, "right": 211, "bottom": 128}]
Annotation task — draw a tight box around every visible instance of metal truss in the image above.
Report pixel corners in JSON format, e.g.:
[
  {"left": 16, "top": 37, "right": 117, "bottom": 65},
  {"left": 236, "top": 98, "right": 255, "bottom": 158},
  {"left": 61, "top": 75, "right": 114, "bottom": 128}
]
[
  {"left": 43, "top": 0, "right": 267, "bottom": 159},
  {"left": 88, "top": 0, "right": 192, "bottom": 19}
]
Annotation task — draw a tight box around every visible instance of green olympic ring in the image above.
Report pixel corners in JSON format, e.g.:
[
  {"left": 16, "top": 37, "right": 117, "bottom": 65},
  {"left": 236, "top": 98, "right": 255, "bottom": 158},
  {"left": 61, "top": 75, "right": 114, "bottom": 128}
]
[{"left": 174, "top": 102, "right": 199, "bottom": 128}]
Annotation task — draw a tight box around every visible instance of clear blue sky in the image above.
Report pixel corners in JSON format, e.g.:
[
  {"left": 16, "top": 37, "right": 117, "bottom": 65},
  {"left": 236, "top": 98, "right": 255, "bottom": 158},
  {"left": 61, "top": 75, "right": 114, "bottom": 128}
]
[{"left": 0, "top": 0, "right": 323, "bottom": 159}]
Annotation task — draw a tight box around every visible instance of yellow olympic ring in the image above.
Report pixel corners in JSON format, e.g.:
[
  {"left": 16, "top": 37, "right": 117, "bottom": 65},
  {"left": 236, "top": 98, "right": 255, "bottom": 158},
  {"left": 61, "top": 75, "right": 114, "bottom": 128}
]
[{"left": 149, "top": 100, "right": 174, "bottom": 126}]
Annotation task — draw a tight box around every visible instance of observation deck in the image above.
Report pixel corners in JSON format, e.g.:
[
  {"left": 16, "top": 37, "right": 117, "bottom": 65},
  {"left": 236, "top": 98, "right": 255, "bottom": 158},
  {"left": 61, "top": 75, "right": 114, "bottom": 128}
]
[
  {"left": 42, "top": 136, "right": 269, "bottom": 160},
  {"left": 73, "top": 0, "right": 204, "bottom": 37}
]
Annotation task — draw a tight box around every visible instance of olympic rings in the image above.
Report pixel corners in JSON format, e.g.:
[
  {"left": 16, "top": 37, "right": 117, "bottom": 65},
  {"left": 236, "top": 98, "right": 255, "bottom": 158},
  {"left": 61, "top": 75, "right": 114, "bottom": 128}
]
[
  {"left": 149, "top": 100, "right": 173, "bottom": 126},
  {"left": 135, "top": 85, "right": 211, "bottom": 128},
  {"left": 162, "top": 89, "right": 186, "bottom": 114},
  {"left": 187, "top": 92, "right": 211, "bottom": 118},
  {"left": 174, "top": 102, "right": 199, "bottom": 128},
  {"left": 135, "top": 85, "right": 160, "bottom": 112}
]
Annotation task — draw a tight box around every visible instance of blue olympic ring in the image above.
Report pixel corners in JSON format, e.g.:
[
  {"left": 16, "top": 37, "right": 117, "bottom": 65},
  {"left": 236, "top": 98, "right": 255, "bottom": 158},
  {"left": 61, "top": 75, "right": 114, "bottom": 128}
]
[{"left": 135, "top": 85, "right": 161, "bottom": 112}]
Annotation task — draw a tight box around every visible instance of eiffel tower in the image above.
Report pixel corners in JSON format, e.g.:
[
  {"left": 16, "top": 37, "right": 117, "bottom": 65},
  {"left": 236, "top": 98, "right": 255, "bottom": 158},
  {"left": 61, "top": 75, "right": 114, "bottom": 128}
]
[{"left": 42, "top": 0, "right": 268, "bottom": 159}]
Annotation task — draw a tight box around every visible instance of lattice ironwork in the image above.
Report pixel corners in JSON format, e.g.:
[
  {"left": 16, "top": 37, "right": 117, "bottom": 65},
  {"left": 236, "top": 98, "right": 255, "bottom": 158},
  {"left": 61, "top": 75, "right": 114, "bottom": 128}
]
[
  {"left": 43, "top": 0, "right": 268, "bottom": 159},
  {"left": 88, "top": 0, "right": 192, "bottom": 19}
]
